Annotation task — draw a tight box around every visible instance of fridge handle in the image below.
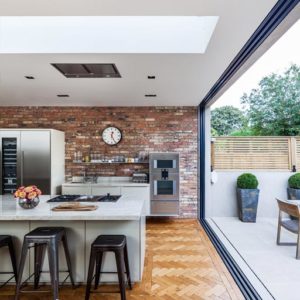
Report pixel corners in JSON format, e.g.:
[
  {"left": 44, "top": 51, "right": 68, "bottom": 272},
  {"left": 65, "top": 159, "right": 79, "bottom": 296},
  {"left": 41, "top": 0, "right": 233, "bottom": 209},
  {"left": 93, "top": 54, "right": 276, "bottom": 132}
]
[
  {"left": 0, "top": 151, "right": 2, "bottom": 195},
  {"left": 21, "top": 151, "right": 24, "bottom": 186}
]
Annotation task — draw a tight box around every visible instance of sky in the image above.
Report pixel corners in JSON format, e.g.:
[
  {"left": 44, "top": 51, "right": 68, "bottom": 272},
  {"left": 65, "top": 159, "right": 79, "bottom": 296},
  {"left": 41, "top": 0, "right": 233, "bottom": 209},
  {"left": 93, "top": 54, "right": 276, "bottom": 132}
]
[{"left": 212, "top": 19, "right": 300, "bottom": 109}]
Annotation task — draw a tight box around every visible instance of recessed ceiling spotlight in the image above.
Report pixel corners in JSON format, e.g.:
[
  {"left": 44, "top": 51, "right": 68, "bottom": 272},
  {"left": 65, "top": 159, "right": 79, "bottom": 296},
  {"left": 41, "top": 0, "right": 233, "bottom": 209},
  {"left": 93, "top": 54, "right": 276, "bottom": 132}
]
[
  {"left": 57, "top": 94, "right": 70, "bottom": 98},
  {"left": 147, "top": 76, "right": 156, "bottom": 79},
  {"left": 25, "top": 76, "right": 35, "bottom": 79},
  {"left": 145, "top": 94, "right": 157, "bottom": 97}
]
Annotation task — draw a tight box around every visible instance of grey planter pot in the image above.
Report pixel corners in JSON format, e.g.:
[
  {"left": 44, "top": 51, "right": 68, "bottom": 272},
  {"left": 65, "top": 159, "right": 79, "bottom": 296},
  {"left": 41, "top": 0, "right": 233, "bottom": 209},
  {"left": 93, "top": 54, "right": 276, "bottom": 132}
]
[
  {"left": 287, "top": 188, "right": 300, "bottom": 220},
  {"left": 287, "top": 187, "right": 300, "bottom": 200},
  {"left": 237, "top": 188, "right": 259, "bottom": 222}
]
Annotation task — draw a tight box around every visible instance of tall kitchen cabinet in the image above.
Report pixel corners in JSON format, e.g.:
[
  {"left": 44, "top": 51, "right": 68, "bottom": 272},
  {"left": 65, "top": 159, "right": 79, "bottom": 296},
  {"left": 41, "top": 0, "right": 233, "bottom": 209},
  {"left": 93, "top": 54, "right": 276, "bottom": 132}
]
[{"left": 0, "top": 129, "right": 65, "bottom": 195}]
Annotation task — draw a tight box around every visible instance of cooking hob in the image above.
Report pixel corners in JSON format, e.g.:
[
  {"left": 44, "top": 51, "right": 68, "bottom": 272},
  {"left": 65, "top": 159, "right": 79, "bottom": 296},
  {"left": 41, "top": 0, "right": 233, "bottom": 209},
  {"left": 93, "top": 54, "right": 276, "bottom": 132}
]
[{"left": 47, "top": 194, "right": 121, "bottom": 203}]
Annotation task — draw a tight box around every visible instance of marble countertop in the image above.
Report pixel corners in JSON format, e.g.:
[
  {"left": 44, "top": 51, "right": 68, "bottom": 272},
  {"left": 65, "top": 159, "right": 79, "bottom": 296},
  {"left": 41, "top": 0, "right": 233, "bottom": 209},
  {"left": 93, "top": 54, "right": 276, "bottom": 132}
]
[{"left": 0, "top": 195, "right": 145, "bottom": 221}]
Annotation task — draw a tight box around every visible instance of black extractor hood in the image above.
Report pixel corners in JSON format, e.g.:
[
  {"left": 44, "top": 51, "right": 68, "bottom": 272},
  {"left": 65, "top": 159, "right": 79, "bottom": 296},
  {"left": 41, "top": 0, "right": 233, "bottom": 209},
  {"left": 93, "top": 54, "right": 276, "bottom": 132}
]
[{"left": 51, "top": 63, "right": 121, "bottom": 78}]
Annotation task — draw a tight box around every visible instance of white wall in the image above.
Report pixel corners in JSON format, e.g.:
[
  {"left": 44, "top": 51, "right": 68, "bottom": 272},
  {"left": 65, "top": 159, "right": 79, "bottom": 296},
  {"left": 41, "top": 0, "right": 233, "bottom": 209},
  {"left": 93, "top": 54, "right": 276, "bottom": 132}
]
[{"left": 210, "top": 171, "right": 293, "bottom": 218}]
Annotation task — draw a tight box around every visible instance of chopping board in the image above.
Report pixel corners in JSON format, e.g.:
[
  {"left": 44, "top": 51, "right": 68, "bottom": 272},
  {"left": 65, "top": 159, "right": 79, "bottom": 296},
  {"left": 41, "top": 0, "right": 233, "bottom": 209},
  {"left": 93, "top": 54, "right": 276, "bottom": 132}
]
[{"left": 51, "top": 202, "right": 98, "bottom": 212}]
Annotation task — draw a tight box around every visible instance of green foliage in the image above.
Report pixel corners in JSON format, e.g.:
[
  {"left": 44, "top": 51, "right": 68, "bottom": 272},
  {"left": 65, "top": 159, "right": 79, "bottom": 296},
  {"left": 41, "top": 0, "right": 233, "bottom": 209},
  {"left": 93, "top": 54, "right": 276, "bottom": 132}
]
[
  {"left": 241, "top": 64, "right": 300, "bottom": 136},
  {"left": 237, "top": 173, "right": 259, "bottom": 189},
  {"left": 288, "top": 173, "right": 300, "bottom": 189},
  {"left": 230, "top": 128, "right": 257, "bottom": 136},
  {"left": 211, "top": 127, "right": 219, "bottom": 137},
  {"left": 211, "top": 106, "right": 247, "bottom": 136}
]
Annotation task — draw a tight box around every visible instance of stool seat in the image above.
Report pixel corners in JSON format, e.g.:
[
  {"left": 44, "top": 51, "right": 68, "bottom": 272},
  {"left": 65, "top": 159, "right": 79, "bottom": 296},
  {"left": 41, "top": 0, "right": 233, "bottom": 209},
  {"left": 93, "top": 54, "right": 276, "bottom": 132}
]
[
  {"left": 93, "top": 235, "right": 126, "bottom": 248},
  {"left": 0, "top": 235, "right": 11, "bottom": 245},
  {"left": 25, "top": 227, "right": 65, "bottom": 239}
]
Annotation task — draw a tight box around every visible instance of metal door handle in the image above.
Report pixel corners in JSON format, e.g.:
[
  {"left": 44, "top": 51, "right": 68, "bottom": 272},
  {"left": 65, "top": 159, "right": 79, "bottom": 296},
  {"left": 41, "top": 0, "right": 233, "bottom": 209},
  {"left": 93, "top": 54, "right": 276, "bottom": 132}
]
[
  {"left": 173, "top": 181, "right": 176, "bottom": 194},
  {"left": 0, "top": 151, "right": 2, "bottom": 195},
  {"left": 21, "top": 151, "right": 24, "bottom": 186},
  {"left": 154, "top": 181, "right": 157, "bottom": 195}
]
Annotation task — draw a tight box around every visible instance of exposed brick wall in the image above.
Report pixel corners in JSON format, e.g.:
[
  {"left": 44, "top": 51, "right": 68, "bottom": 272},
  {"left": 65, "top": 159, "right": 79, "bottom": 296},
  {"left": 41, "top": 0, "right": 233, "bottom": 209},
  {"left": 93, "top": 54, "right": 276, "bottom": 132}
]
[{"left": 0, "top": 107, "right": 198, "bottom": 217}]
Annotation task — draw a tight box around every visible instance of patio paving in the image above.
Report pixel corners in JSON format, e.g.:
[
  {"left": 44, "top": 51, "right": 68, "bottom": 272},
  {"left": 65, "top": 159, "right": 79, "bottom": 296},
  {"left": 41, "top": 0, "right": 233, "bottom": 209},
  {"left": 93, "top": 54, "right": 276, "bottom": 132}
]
[{"left": 210, "top": 217, "right": 300, "bottom": 300}]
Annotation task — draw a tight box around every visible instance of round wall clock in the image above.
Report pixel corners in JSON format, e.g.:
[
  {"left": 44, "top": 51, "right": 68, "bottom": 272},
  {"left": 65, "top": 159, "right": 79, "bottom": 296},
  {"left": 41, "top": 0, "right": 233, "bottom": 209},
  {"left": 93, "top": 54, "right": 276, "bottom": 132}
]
[{"left": 102, "top": 126, "right": 122, "bottom": 145}]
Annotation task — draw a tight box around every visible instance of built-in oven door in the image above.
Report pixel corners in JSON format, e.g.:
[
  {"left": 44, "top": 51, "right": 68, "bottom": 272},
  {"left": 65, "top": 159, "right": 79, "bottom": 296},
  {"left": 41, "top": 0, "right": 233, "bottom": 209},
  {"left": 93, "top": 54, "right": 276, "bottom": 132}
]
[
  {"left": 151, "top": 174, "right": 179, "bottom": 201},
  {"left": 150, "top": 153, "right": 179, "bottom": 173}
]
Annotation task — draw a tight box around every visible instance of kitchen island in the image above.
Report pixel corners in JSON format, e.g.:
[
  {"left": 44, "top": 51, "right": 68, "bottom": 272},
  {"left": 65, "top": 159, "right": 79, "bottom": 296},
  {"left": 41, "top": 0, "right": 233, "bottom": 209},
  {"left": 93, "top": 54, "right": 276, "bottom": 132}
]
[{"left": 0, "top": 194, "right": 146, "bottom": 284}]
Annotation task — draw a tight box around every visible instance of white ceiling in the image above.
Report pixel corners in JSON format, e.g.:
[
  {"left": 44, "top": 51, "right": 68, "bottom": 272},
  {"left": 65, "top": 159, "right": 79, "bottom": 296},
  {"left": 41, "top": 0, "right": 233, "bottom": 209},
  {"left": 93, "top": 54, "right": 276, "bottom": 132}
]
[
  {"left": 0, "top": 0, "right": 279, "bottom": 106},
  {"left": 0, "top": 16, "right": 219, "bottom": 53}
]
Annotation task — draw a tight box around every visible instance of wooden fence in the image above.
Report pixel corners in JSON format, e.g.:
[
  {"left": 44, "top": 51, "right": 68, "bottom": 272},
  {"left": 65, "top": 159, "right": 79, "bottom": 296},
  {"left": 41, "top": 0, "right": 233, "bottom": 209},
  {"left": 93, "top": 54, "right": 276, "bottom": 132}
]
[
  {"left": 212, "top": 137, "right": 300, "bottom": 171},
  {"left": 297, "top": 137, "right": 300, "bottom": 170}
]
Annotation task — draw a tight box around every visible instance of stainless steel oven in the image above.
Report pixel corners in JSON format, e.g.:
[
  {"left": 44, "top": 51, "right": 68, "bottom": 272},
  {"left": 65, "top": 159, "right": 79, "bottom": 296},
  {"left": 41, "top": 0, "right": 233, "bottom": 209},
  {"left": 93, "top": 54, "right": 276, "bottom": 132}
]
[
  {"left": 149, "top": 153, "right": 180, "bottom": 215},
  {"left": 151, "top": 173, "right": 179, "bottom": 201},
  {"left": 150, "top": 153, "right": 179, "bottom": 173}
]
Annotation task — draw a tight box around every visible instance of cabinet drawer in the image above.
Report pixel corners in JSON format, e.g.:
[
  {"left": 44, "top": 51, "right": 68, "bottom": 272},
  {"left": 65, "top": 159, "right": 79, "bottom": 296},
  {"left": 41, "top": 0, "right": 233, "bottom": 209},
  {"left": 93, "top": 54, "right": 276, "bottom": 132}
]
[
  {"left": 151, "top": 200, "right": 179, "bottom": 215},
  {"left": 62, "top": 186, "right": 91, "bottom": 195},
  {"left": 91, "top": 187, "right": 121, "bottom": 195}
]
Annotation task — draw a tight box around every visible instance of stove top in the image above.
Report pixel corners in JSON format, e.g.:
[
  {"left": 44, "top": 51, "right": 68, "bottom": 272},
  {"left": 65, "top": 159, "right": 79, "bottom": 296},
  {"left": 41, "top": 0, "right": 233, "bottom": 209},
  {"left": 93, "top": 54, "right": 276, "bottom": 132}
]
[{"left": 47, "top": 194, "right": 121, "bottom": 203}]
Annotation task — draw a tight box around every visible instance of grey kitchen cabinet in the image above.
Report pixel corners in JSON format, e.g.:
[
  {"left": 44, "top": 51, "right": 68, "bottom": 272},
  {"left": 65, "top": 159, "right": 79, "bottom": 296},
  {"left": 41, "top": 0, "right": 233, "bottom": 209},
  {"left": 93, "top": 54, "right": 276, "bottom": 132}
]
[
  {"left": 91, "top": 186, "right": 121, "bottom": 195},
  {"left": 121, "top": 186, "right": 150, "bottom": 215},
  {"left": 62, "top": 185, "right": 92, "bottom": 195}
]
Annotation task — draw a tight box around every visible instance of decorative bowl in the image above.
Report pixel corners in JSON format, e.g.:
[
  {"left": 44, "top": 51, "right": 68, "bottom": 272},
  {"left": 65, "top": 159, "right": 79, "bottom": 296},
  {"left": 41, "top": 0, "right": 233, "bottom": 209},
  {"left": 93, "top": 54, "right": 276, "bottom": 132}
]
[{"left": 17, "top": 197, "right": 40, "bottom": 209}]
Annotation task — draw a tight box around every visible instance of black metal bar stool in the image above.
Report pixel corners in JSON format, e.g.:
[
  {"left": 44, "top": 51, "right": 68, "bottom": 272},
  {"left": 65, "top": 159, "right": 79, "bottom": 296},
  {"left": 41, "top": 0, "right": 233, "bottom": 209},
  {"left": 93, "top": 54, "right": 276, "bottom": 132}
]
[
  {"left": 0, "top": 235, "right": 18, "bottom": 288},
  {"left": 15, "top": 227, "right": 75, "bottom": 300},
  {"left": 85, "top": 235, "right": 132, "bottom": 300}
]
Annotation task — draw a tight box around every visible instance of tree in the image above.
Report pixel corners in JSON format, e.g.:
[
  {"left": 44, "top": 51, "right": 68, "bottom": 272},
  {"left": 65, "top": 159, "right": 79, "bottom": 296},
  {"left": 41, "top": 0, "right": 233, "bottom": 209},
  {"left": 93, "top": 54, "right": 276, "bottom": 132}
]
[
  {"left": 241, "top": 64, "right": 300, "bottom": 136},
  {"left": 211, "top": 105, "right": 247, "bottom": 136}
]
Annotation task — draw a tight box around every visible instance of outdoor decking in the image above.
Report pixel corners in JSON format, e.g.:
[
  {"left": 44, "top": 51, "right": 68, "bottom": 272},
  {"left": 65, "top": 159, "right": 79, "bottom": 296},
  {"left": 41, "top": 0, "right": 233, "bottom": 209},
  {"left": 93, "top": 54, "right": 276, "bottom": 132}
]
[{"left": 211, "top": 217, "right": 300, "bottom": 300}]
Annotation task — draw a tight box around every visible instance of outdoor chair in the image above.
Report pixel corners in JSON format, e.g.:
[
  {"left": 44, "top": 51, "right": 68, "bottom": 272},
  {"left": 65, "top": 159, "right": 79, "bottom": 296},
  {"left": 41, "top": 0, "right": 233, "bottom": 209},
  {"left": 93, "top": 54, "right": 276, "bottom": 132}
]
[{"left": 276, "top": 198, "right": 300, "bottom": 259}]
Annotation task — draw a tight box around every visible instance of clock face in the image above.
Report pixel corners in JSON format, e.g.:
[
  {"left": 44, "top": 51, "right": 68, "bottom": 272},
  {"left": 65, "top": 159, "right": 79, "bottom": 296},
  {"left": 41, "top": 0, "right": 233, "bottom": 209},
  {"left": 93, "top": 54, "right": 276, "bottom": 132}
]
[{"left": 102, "top": 126, "right": 122, "bottom": 145}]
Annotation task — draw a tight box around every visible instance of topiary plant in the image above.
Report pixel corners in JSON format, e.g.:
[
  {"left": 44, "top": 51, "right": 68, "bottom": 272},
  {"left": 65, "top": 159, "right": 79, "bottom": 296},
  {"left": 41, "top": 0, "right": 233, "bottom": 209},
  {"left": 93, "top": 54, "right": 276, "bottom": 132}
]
[
  {"left": 288, "top": 173, "right": 300, "bottom": 189},
  {"left": 237, "top": 173, "right": 258, "bottom": 189}
]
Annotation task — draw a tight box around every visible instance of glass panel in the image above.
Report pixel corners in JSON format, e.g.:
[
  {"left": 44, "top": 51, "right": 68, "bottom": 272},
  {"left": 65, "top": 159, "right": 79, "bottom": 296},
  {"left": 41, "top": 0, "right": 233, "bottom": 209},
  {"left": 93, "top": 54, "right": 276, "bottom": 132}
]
[
  {"left": 2, "top": 138, "right": 17, "bottom": 194},
  {"left": 157, "top": 160, "right": 174, "bottom": 168},
  {"left": 54, "top": 64, "right": 88, "bottom": 76},
  {"left": 85, "top": 64, "right": 117, "bottom": 75},
  {"left": 157, "top": 180, "right": 174, "bottom": 195}
]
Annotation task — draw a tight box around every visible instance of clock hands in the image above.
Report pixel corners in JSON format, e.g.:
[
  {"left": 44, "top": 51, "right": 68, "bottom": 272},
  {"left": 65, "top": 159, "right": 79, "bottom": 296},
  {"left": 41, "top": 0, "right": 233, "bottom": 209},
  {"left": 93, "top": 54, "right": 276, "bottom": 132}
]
[{"left": 111, "top": 131, "right": 117, "bottom": 144}]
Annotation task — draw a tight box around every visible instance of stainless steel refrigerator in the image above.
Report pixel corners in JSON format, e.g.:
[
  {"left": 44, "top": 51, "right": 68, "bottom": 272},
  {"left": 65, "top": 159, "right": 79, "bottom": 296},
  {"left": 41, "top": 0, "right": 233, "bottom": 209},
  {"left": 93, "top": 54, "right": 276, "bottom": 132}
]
[{"left": 0, "top": 129, "right": 65, "bottom": 195}]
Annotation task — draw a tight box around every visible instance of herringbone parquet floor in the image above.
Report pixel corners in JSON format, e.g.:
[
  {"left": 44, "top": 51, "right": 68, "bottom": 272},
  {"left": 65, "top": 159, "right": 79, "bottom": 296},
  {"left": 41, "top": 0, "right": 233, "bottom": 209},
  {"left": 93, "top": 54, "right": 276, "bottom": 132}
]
[{"left": 0, "top": 219, "right": 244, "bottom": 300}]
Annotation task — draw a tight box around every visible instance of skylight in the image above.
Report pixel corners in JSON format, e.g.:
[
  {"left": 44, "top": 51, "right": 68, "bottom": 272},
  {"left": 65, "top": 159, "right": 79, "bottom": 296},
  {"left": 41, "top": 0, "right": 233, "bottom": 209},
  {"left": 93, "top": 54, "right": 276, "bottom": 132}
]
[{"left": 0, "top": 16, "right": 218, "bottom": 54}]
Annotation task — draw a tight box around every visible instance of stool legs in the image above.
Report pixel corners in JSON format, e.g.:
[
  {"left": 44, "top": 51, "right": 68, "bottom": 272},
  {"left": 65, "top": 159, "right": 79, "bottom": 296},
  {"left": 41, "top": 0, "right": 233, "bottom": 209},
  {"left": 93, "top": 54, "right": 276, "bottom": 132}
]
[
  {"left": 94, "top": 251, "right": 103, "bottom": 290},
  {"left": 7, "top": 237, "right": 18, "bottom": 283},
  {"left": 34, "top": 243, "right": 46, "bottom": 289},
  {"left": 15, "top": 228, "right": 75, "bottom": 300},
  {"left": 15, "top": 239, "right": 29, "bottom": 300},
  {"left": 62, "top": 235, "right": 75, "bottom": 287},
  {"left": 48, "top": 240, "right": 59, "bottom": 300},
  {"left": 85, "top": 249, "right": 96, "bottom": 300},
  {"left": 115, "top": 249, "right": 126, "bottom": 300},
  {"left": 124, "top": 244, "right": 132, "bottom": 290}
]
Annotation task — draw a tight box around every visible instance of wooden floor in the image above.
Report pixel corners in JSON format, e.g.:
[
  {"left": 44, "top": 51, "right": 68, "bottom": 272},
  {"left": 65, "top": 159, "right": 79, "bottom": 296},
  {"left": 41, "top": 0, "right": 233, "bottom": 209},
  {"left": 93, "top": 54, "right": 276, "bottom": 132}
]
[{"left": 0, "top": 219, "right": 244, "bottom": 300}]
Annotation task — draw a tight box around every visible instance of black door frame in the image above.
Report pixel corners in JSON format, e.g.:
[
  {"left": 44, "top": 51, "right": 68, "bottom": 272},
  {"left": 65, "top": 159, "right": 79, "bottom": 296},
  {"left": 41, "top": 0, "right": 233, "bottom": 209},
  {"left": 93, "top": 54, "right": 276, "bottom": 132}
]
[{"left": 198, "top": 1, "right": 299, "bottom": 299}]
